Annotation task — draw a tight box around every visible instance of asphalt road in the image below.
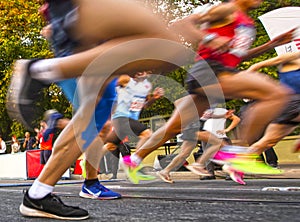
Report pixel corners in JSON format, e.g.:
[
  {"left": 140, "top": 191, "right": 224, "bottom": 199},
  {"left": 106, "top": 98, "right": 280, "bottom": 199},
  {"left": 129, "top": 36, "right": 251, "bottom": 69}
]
[{"left": 0, "top": 177, "right": 299, "bottom": 222}]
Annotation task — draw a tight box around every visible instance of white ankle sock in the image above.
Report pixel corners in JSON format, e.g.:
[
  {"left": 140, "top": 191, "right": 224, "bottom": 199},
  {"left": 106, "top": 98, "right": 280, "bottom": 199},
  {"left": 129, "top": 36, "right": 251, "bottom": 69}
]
[
  {"left": 29, "top": 59, "right": 64, "bottom": 83},
  {"left": 28, "top": 180, "right": 54, "bottom": 199},
  {"left": 131, "top": 154, "right": 142, "bottom": 165}
]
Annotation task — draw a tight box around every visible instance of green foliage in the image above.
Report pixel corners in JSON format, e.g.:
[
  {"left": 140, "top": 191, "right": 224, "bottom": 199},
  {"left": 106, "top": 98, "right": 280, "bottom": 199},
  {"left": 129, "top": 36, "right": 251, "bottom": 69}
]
[
  {"left": 10, "top": 121, "right": 26, "bottom": 139},
  {"left": 0, "top": 0, "right": 72, "bottom": 139},
  {"left": 143, "top": 0, "right": 300, "bottom": 136},
  {"left": 1, "top": 0, "right": 300, "bottom": 140}
]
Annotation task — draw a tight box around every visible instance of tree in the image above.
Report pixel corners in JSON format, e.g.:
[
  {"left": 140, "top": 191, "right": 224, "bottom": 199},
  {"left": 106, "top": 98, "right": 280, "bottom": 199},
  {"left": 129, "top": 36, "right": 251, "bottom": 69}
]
[
  {"left": 143, "top": 0, "right": 300, "bottom": 125},
  {"left": 1, "top": 0, "right": 300, "bottom": 139},
  {"left": 0, "top": 0, "right": 71, "bottom": 139}
]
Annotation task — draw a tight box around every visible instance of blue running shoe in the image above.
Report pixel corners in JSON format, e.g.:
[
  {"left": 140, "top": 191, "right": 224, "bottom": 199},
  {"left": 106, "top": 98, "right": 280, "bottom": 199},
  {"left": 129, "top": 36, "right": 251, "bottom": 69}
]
[
  {"left": 43, "top": 110, "right": 63, "bottom": 141},
  {"left": 79, "top": 181, "right": 121, "bottom": 200}
]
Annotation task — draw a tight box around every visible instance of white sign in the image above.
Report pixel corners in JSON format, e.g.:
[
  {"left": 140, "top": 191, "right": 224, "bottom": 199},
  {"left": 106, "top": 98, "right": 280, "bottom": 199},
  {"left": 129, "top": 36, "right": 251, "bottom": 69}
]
[{"left": 259, "top": 7, "right": 300, "bottom": 55}]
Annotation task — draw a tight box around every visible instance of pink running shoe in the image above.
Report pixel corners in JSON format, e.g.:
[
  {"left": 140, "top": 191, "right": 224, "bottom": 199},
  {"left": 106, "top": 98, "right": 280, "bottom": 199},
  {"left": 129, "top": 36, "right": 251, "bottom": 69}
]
[
  {"left": 121, "top": 156, "right": 156, "bottom": 184},
  {"left": 223, "top": 164, "right": 246, "bottom": 185},
  {"left": 211, "top": 145, "right": 257, "bottom": 165},
  {"left": 211, "top": 150, "right": 237, "bottom": 165},
  {"left": 122, "top": 155, "right": 138, "bottom": 168},
  {"left": 121, "top": 155, "right": 140, "bottom": 184}
]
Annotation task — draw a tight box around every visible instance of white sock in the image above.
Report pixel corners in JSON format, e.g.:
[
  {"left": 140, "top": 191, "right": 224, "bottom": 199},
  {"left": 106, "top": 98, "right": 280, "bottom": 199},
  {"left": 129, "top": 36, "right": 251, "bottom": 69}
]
[
  {"left": 28, "top": 179, "right": 54, "bottom": 199},
  {"left": 29, "top": 59, "right": 64, "bottom": 83},
  {"left": 131, "top": 154, "right": 142, "bottom": 165}
]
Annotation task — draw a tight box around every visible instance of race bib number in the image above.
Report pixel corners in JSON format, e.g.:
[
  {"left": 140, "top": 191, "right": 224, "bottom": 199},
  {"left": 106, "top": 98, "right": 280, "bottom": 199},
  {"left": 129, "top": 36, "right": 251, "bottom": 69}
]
[
  {"left": 230, "top": 25, "right": 256, "bottom": 57},
  {"left": 130, "top": 97, "right": 146, "bottom": 112}
]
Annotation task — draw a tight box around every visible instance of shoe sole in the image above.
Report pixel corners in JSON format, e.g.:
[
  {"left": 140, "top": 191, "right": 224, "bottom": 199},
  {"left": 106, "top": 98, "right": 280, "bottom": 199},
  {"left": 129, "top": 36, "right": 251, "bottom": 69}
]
[
  {"left": 222, "top": 165, "right": 246, "bottom": 185},
  {"left": 156, "top": 171, "right": 174, "bottom": 184},
  {"left": 19, "top": 203, "right": 89, "bottom": 220},
  {"left": 6, "top": 60, "right": 30, "bottom": 129},
  {"left": 121, "top": 161, "right": 156, "bottom": 184},
  {"left": 229, "top": 160, "right": 283, "bottom": 175},
  {"left": 79, "top": 191, "right": 121, "bottom": 200},
  {"left": 136, "top": 172, "right": 156, "bottom": 181},
  {"left": 120, "top": 161, "right": 140, "bottom": 184},
  {"left": 210, "top": 159, "right": 227, "bottom": 166}
]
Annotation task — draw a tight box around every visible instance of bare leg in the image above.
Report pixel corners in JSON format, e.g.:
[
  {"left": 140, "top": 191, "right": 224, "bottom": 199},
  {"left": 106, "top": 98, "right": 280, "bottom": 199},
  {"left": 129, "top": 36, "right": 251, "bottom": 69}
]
[
  {"left": 73, "top": 0, "right": 178, "bottom": 45},
  {"left": 135, "top": 94, "right": 209, "bottom": 159},
  {"left": 195, "top": 131, "right": 224, "bottom": 165},
  {"left": 193, "top": 71, "right": 291, "bottom": 145},
  {"left": 136, "top": 129, "right": 152, "bottom": 150},
  {"left": 85, "top": 160, "right": 98, "bottom": 179},
  {"left": 48, "top": 0, "right": 193, "bottom": 79},
  {"left": 38, "top": 98, "right": 107, "bottom": 185},
  {"left": 162, "top": 140, "right": 197, "bottom": 175},
  {"left": 250, "top": 123, "right": 296, "bottom": 154},
  {"left": 38, "top": 137, "right": 82, "bottom": 185}
]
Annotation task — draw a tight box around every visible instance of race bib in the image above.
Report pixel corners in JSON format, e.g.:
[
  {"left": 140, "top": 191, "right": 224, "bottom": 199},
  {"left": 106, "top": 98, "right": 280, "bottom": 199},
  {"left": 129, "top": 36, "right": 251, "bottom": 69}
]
[
  {"left": 130, "top": 97, "right": 146, "bottom": 112},
  {"left": 230, "top": 25, "right": 256, "bottom": 57}
]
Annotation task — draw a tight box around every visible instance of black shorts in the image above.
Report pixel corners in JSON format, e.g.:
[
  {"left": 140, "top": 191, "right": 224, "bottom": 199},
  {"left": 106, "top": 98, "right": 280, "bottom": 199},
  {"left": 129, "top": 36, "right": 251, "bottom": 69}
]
[
  {"left": 48, "top": 0, "right": 78, "bottom": 56},
  {"left": 40, "top": 150, "right": 52, "bottom": 165},
  {"left": 272, "top": 94, "right": 300, "bottom": 126},
  {"left": 186, "top": 60, "right": 239, "bottom": 94},
  {"left": 105, "top": 117, "right": 148, "bottom": 145}
]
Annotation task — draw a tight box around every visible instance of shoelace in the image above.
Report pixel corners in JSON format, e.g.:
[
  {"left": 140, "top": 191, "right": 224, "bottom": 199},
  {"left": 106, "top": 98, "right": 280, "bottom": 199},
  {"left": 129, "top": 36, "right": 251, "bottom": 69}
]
[
  {"left": 98, "top": 183, "right": 110, "bottom": 192},
  {"left": 49, "top": 194, "right": 66, "bottom": 205},
  {"left": 50, "top": 193, "right": 81, "bottom": 209}
]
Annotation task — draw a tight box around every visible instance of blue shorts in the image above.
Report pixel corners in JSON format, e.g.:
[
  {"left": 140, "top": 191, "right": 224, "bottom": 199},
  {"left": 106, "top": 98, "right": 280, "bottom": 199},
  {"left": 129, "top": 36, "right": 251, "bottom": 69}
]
[
  {"left": 81, "top": 78, "right": 118, "bottom": 149},
  {"left": 94, "top": 79, "right": 118, "bottom": 131},
  {"left": 48, "top": 0, "right": 118, "bottom": 133},
  {"left": 279, "top": 69, "right": 300, "bottom": 94}
]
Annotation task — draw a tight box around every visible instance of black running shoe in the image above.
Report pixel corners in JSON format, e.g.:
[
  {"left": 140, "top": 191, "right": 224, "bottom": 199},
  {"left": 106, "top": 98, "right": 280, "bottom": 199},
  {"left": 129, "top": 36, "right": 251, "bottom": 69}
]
[
  {"left": 6, "top": 59, "right": 49, "bottom": 130},
  {"left": 20, "top": 191, "right": 89, "bottom": 220}
]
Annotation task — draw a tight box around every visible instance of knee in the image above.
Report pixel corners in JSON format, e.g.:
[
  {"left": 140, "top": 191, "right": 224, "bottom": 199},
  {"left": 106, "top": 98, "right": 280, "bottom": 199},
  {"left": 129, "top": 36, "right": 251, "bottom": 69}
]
[
  {"left": 253, "top": 138, "right": 276, "bottom": 151},
  {"left": 269, "top": 84, "right": 292, "bottom": 100},
  {"left": 264, "top": 138, "right": 279, "bottom": 149},
  {"left": 139, "top": 129, "right": 152, "bottom": 139}
]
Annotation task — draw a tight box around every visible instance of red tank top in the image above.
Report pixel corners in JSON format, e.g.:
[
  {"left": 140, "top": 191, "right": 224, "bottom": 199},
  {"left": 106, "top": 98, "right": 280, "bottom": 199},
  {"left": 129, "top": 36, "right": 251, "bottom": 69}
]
[
  {"left": 196, "top": 11, "right": 256, "bottom": 68},
  {"left": 39, "top": 132, "right": 54, "bottom": 151}
]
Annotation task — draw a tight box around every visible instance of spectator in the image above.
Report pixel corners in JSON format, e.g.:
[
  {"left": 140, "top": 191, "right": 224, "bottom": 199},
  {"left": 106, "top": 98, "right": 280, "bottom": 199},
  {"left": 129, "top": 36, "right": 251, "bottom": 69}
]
[
  {"left": 22, "top": 132, "right": 36, "bottom": 150},
  {"left": 104, "top": 72, "right": 164, "bottom": 183},
  {"left": 38, "top": 121, "right": 54, "bottom": 165},
  {"left": 32, "top": 128, "right": 40, "bottom": 149},
  {"left": 0, "top": 135, "right": 6, "bottom": 154},
  {"left": 201, "top": 107, "right": 241, "bottom": 181},
  {"left": 11, "top": 135, "right": 20, "bottom": 154}
]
